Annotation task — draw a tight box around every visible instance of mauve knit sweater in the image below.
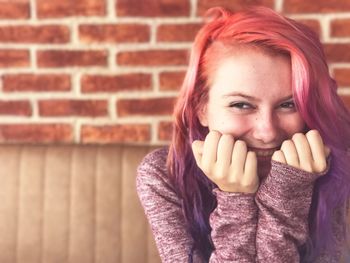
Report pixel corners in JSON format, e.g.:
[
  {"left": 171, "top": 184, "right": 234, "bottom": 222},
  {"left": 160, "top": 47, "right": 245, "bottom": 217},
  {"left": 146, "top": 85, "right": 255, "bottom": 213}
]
[{"left": 136, "top": 148, "right": 349, "bottom": 262}]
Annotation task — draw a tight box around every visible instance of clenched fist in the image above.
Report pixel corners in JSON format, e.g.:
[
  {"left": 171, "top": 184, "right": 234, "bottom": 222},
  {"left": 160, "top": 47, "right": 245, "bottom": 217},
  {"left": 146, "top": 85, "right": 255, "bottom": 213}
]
[
  {"left": 192, "top": 131, "right": 259, "bottom": 193},
  {"left": 272, "top": 130, "right": 330, "bottom": 173}
]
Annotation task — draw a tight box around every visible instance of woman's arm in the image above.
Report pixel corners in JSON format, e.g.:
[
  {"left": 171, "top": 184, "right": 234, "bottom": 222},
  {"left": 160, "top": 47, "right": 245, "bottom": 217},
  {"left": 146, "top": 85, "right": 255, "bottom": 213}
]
[
  {"left": 137, "top": 147, "right": 259, "bottom": 262},
  {"left": 209, "top": 189, "right": 257, "bottom": 262},
  {"left": 255, "top": 130, "right": 330, "bottom": 261},
  {"left": 255, "top": 160, "right": 322, "bottom": 261},
  {"left": 136, "top": 148, "right": 202, "bottom": 262},
  {"left": 192, "top": 131, "right": 259, "bottom": 262}
]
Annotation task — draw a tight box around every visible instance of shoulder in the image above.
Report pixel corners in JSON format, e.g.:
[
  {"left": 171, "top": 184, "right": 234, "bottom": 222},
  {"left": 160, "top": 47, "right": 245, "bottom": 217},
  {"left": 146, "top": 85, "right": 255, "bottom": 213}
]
[
  {"left": 137, "top": 147, "right": 169, "bottom": 176},
  {"left": 137, "top": 147, "right": 170, "bottom": 187},
  {"left": 136, "top": 147, "right": 179, "bottom": 203}
]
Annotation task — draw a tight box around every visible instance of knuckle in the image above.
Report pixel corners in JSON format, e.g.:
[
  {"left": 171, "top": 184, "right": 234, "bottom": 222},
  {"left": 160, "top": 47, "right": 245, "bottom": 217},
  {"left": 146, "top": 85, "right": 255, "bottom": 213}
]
[
  {"left": 201, "top": 163, "right": 212, "bottom": 175},
  {"left": 316, "top": 160, "right": 327, "bottom": 172},
  {"left": 306, "top": 129, "right": 320, "bottom": 140},
  {"left": 227, "top": 176, "right": 238, "bottom": 185},
  {"left": 246, "top": 151, "right": 257, "bottom": 162},
  {"left": 306, "top": 129, "right": 319, "bottom": 136},
  {"left": 191, "top": 140, "right": 201, "bottom": 150},
  {"left": 292, "top": 133, "right": 307, "bottom": 147},
  {"left": 220, "top": 134, "right": 234, "bottom": 144},
  {"left": 241, "top": 180, "right": 258, "bottom": 193},
  {"left": 241, "top": 176, "right": 254, "bottom": 187},
  {"left": 221, "top": 133, "right": 233, "bottom": 140},
  {"left": 210, "top": 130, "right": 222, "bottom": 138},
  {"left": 292, "top": 132, "right": 304, "bottom": 140},
  {"left": 241, "top": 181, "right": 254, "bottom": 190},
  {"left": 281, "top": 139, "right": 293, "bottom": 150},
  {"left": 272, "top": 150, "right": 284, "bottom": 162},
  {"left": 215, "top": 165, "right": 228, "bottom": 179},
  {"left": 235, "top": 139, "right": 245, "bottom": 146},
  {"left": 205, "top": 130, "right": 220, "bottom": 143},
  {"left": 229, "top": 169, "right": 242, "bottom": 181},
  {"left": 241, "top": 181, "right": 250, "bottom": 188},
  {"left": 302, "top": 162, "right": 313, "bottom": 173},
  {"left": 234, "top": 140, "right": 247, "bottom": 150}
]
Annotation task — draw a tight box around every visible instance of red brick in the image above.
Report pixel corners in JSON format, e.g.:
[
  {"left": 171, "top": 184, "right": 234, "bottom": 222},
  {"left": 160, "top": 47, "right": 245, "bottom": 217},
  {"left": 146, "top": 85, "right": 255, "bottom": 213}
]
[
  {"left": 159, "top": 71, "right": 185, "bottom": 91},
  {"left": 3, "top": 74, "right": 71, "bottom": 92},
  {"left": 333, "top": 69, "right": 350, "bottom": 87},
  {"left": 330, "top": 19, "right": 350, "bottom": 37},
  {"left": 157, "top": 23, "right": 203, "bottom": 42},
  {"left": 79, "top": 24, "right": 150, "bottom": 44},
  {"left": 117, "top": 0, "right": 190, "bottom": 17},
  {"left": 0, "top": 1, "right": 29, "bottom": 19},
  {"left": 197, "top": 0, "right": 274, "bottom": 15},
  {"left": 39, "top": 100, "right": 108, "bottom": 117},
  {"left": 296, "top": 19, "right": 321, "bottom": 38},
  {"left": 340, "top": 95, "right": 350, "bottom": 109},
  {"left": 324, "top": 44, "right": 350, "bottom": 63},
  {"left": 81, "top": 73, "right": 152, "bottom": 93},
  {"left": 37, "top": 50, "right": 107, "bottom": 68},
  {"left": 283, "top": 0, "right": 350, "bottom": 13},
  {"left": 37, "top": 0, "right": 106, "bottom": 18},
  {"left": 81, "top": 124, "right": 151, "bottom": 143},
  {"left": 0, "top": 49, "right": 29, "bottom": 68},
  {"left": 117, "top": 97, "right": 176, "bottom": 117},
  {"left": 158, "top": 121, "right": 173, "bottom": 141},
  {"left": 0, "top": 100, "right": 31, "bottom": 116},
  {"left": 117, "top": 49, "right": 189, "bottom": 66},
  {"left": 0, "top": 25, "right": 69, "bottom": 44},
  {"left": 0, "top": 124, "right": 73, "bottom": 143}
]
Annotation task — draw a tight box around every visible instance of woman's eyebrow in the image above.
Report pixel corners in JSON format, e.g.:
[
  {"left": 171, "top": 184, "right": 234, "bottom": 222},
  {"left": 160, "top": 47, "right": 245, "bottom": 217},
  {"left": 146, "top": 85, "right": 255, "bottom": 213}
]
[
  {"left": 279, "top": 95, "right": 294, "bottom": 101},
  {"left": 222, "top": 92, "right": 258, "bottom": 100},
  {"left": 222, "top": 92, "right": 293, "bottom": 102}
]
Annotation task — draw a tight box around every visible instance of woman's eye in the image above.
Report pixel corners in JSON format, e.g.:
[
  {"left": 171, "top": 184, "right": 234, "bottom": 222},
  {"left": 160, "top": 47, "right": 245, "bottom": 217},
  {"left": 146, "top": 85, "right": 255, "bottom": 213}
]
[
  {"left": 280, "top": 101, "right": 295, "bottom": 109},
  {"left": 229, "top": 102, "right": 252, "bottom": 109}
]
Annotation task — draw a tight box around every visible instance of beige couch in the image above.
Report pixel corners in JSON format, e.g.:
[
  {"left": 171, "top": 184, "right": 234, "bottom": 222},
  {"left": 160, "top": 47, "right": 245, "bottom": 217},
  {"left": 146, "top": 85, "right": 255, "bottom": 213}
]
[
  {"left": 2, "top": 145, "right": 349, "bottom": 263},
  {"left": 0, "top": 144, "right": 161, "bottom": 263}
]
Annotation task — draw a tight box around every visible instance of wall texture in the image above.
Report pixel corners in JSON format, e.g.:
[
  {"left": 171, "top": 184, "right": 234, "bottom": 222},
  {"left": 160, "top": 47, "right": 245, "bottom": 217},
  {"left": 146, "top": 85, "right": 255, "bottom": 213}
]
[{"left": 0, "top": 0, "right": 349, "bottom": 144}]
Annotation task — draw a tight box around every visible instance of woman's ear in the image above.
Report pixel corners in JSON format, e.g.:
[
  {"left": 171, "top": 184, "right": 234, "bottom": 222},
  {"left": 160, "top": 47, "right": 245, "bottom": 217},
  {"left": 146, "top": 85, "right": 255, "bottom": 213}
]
[{"left": 198, "top": 105, "right": 209, "bottom": 127}]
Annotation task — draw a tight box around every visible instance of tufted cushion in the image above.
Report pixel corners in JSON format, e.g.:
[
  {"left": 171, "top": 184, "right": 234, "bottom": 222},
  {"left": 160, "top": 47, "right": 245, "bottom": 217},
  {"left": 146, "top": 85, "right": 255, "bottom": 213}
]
[{"left": 0, "top": 144, "right": 161, "bottom": 263}]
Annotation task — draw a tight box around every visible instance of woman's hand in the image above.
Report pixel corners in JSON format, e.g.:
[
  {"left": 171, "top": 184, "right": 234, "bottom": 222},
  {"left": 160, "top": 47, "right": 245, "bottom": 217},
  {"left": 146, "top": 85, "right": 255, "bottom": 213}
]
[
  {"left": 271, "top": 130, "right": 331, "bottom": 173},
  {"left": 192, "top": 130, "right": 259, "bottom": 193}
]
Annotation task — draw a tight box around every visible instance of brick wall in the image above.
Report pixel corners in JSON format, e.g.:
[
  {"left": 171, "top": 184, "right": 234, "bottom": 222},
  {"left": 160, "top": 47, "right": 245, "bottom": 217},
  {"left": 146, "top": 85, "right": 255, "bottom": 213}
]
[{"left": 0, "top": 0, "right": 349, "bottom": 144}]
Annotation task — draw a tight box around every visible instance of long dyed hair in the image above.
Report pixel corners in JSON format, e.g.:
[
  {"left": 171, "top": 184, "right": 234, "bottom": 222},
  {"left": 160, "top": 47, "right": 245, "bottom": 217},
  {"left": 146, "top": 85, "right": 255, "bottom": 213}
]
[{"left": 167, "top": 6, "right": 350, "bottom": 261}]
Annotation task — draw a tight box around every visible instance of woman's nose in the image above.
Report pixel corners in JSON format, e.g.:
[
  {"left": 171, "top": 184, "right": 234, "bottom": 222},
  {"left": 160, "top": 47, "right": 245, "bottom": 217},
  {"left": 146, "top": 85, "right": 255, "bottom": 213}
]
[{"left": 252, "top": 111, "right": 278, "bottom": 144}]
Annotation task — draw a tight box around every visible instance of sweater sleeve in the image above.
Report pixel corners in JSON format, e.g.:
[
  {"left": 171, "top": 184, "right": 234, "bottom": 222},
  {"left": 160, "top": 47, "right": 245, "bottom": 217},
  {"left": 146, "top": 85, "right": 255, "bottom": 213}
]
[
  {"left": 137, "top": 148, "right": 259, "bottom": 262},
  {"left": 209, "top": 189, "right": 257, "bottom": 262},
  {"left": 136, "top": 148, "right": 202, "bottom": 262},
  {"left": 255, "top": 160, "right": 327, "bottom": 262}
]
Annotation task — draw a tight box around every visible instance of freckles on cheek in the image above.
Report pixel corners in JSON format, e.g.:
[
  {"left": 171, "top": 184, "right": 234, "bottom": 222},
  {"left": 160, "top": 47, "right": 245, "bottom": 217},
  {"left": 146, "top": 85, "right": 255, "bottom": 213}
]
[
  {"left": 285, "top": 122, "right": 306, "bottom": 137},
  {"left": 212, "top": 118, "right": 248, "bottom": 136}
]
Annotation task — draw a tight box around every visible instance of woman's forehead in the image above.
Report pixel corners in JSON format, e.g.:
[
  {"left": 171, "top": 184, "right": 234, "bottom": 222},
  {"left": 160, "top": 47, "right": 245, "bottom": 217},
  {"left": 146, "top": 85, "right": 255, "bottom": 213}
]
[
  {"left": 208, "top": 50, "right": 293, "bottom": 101},
  {"left": 203, "top": 42, "right": 290, "bottom": 84}
]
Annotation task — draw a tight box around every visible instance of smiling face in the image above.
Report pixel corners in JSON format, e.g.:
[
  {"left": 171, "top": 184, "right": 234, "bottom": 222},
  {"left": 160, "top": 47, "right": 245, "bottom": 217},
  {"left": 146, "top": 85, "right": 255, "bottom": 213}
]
[{"left": 198, "top": 46, "right": 306, "bottom": 177}]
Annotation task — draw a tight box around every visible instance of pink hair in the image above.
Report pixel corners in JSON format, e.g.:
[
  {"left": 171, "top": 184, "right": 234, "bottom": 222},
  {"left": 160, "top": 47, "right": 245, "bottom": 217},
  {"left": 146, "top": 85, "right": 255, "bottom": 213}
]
[{"left": 168, "top": 6, "right": 350, "bottom": 260}]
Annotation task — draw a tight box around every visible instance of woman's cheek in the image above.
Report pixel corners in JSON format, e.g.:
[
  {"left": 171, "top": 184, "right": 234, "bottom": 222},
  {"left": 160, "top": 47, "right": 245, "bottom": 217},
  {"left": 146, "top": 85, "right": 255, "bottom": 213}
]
[
  {"left": 211, "top": 116, "right": 249, "bottom": 137},
  {"left": 279, "top": 113, "right": 306, "bottom": 136}
]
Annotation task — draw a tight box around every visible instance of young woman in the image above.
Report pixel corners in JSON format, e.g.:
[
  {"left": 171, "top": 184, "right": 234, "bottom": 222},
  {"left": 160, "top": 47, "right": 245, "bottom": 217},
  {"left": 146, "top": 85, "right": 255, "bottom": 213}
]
[{"left": 137, "top": 6, "right": 350, "bottom": 262}]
